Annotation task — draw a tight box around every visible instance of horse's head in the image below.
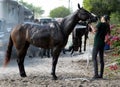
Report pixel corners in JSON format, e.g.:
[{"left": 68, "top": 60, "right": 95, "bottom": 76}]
[
  {"left": 77, "top": 4, "right": 97, "bottom": 22},
  {"left": 87, "top": 13, "right": 98, "bottom": 23}
]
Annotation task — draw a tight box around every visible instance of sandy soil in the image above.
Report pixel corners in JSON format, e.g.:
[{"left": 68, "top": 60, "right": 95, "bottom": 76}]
[{"left": 0, "top": 51, "right": 120, "bottom": 87}]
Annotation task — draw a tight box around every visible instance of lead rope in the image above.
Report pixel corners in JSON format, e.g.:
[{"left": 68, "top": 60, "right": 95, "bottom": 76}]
[{"left": 86, "top": 34, "right": 92, "bottom": 69}]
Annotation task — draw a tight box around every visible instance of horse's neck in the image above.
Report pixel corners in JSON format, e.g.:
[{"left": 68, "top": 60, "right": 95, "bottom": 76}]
[{"left": 61, "top": 13, "right": 78, "bottom": 37}]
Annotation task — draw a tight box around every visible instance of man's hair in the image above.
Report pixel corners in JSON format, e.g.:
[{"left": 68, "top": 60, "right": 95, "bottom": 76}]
[{"left": 103, "top": 15, "right": 110, "bottom": 21}]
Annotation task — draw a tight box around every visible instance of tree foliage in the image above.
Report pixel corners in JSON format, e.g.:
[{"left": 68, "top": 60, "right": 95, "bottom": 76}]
[
  {"left": 50, "top": 6, "right": 71, "bottom": 18},
  {"left": 83, "top": 0, "right": 120, "bottom": 17},
  {"left": 19, "top": 0, "right": 44, "bottom": 17}
]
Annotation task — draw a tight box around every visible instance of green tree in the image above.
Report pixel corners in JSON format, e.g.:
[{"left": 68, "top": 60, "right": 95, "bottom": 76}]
[
  {"left": 83, "top": 0, "right": 120, "bottom": 17},
  {"left": 50, "top": 6, "right": 71, "bottom": 18},
  {"left": 19, "top": 0, "right": 44, "bottom": 17}
]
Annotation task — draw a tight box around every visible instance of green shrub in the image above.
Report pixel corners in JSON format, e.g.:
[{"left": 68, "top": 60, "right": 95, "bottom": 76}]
[
  {"left": 110, "top": 12, "right": 120, "bottom": 24},
  {"left": 116, "top": 58, "right": 120, "bottom": 65},
  {"left": 112, "top": 41, "right": 120, "bottom": 47}
]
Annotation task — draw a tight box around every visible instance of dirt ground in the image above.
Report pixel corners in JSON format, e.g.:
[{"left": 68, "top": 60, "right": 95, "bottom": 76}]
[{"left": 0, "top": 50, "right": 120, "bottom": 87}]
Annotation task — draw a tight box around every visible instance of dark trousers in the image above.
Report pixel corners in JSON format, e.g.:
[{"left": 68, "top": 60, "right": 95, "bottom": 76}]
[{"left": 92, "top": 45, "right": 104, "bottom": 77}]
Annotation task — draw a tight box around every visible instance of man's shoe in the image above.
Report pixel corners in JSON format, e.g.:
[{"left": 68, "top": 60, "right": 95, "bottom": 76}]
[
  {"left": 92, "top": 75, "right": 100, "bottom": 80},
  {"left": 99, "top": 75, "right": 103, "bottom": 78}
]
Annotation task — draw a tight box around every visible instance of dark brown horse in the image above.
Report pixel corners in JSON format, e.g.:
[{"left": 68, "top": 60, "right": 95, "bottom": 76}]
[
  {"left": 71, "top": 21, "right": 91, "bottom": 54},
  {"left": 4, "top": 4, "right": 95, "bottom": 80}
]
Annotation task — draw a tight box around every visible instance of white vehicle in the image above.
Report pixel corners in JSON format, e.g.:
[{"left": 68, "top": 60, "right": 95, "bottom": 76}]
[{"left": 39, "top": 17, "right": 55, "bottom": 25}]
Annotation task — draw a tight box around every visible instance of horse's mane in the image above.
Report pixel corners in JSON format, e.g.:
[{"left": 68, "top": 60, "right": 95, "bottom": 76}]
[{"left": 60, "top": 10, "right": 79, "bottom": 29}]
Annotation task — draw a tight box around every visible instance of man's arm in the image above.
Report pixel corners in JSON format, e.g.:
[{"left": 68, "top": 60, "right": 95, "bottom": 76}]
[{"left": 88, "top": 24, "right": 97, "bottom": 34}]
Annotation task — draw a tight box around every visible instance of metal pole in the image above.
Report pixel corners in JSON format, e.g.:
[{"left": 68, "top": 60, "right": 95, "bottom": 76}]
[{"left": 68, "top": 0, "right": 70, "bottom": 10}]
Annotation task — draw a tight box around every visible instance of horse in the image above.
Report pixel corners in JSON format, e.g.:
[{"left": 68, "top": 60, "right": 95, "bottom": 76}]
[
  {"left": 4, "top": 4, "right": 96, "bottom": 80},
  {"left": 70, "top": 15, "right": 98, "bottom": 55},
  {"left": 71, "top": 21, "right": 91, "bottom": 55},
  {"left": 63, "top": 21, "right": 92, "bottom": 55}
]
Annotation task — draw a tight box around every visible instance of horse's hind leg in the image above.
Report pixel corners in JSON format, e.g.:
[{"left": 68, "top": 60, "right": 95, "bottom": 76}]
[{"left": 17, "top": 42, "right": 29, "bottom": 77}]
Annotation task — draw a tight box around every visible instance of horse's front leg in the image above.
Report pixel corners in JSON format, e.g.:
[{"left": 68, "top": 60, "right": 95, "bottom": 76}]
[
  {"left": 79, "top": 37, "right": 82, "bottom": 53},
  {"left": 47, "top": 49, "right": 50, "bottom": 58},
  {"left": 84, "top": 34, "right": 88, "bottom": 51},
  {"left": 51, "top": 47, "right": 61, "bottom": 80},
  {"left": 84, "top": 39, "right": 86, "bottom": 51}
]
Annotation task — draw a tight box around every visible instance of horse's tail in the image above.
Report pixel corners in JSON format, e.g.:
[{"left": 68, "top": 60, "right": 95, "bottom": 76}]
[{"left": 4, "top": 35, "right": 13, "bottom": 67}]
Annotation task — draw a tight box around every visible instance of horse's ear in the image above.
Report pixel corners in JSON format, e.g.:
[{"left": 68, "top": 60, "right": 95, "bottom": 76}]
[{"left": 78, "top": 3, "right": 81, "bottom": 9}]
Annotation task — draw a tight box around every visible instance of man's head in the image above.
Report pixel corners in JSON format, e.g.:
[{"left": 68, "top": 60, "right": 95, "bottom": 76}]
[
  {"left": 101, "top": 15, "right": 110, "bottom": 22},
  {"left": 103, "top": 15, "right": 110, "bottom": 22}
]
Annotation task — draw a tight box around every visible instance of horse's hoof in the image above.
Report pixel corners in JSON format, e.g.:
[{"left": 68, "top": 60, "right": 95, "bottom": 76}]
[
  {"left": 20, "top": 73, "right": 27, "bottom": 77},
  {"left": 52, "top": 76, "right": 58, "bottom": 80},
  {"left": 51, "top": 73, "right": 58, "bottom": 80}
]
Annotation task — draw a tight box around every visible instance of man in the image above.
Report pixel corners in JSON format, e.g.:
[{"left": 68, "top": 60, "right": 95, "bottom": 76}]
[{"left": 89, "top": 15, "right": 110, "bottom": 79}]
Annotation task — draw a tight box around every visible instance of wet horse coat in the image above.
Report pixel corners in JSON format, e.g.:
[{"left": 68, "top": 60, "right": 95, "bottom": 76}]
[{"left": 4, "top": 4, "right": 95, "bottom": 80}]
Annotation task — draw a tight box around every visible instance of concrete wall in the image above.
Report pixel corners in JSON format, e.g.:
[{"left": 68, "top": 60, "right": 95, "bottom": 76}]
[
  {"left": 0, "top": 0, "right": 33, "bottom": 32},
  {"left": 0, "top": 0, "right": 19, "bottom": 32},
  {"left": 0, "top": 0, "right": 7, "bottom": 32}
]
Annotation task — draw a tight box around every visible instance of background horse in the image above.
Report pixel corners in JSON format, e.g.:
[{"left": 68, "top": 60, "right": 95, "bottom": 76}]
[
  {"left": 70, "top": 15, "right": 98, "bottom": 55},
  {"left": 4, "top": 4, "right": 95, "bottom": 80},
  {"left": 71, "top": 21, "right": 91, "bottom": 54}
]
